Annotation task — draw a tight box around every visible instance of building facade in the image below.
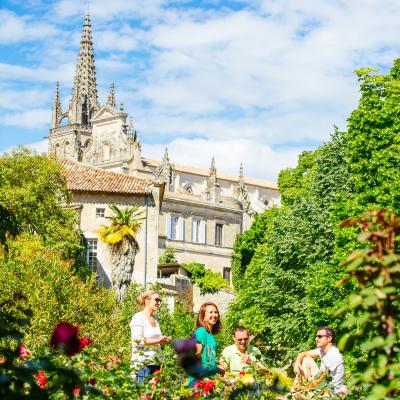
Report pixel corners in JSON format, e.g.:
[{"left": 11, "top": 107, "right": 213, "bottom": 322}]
[{"left": 49, "top": 15, "right": 280, "bottom": 286}]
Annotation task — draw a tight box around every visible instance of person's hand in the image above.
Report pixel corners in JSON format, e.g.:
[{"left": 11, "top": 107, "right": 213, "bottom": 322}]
[
  {"left": 294, "top": 362, "right": 303, "bottom": 376},
  {"left": 240, "top": 353, "right": 252, "bottom": 365},
  {"left": 160, "top": 335, "right": 171, "bottom": 344}
]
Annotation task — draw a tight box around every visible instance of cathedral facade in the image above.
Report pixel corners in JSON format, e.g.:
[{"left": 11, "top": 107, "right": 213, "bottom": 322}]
[{"left": 49, "top": 15, "right": 280, "bottom": 287}]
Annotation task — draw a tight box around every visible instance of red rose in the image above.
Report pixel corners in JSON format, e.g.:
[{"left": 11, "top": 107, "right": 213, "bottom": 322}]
[
  {"left": 239, "top": 370, "right": 245, "bottom": 376},
  {"left": 50, "top": 322, "right": 80, "bottom": 356},
  {"left": 19, "top": 344, "right": 31, "bottom": 360},
  {"left": 88, "top": 378, "right": 96, "bottom": 385},
  {"left": 36, "top": 371, "right": 48, "bottom": 388},
  {"left": 193, "top": 392, "right": 201, "bottom": 398},
  {"left": 79, "top": 337, "right": 92, "bottom": 350},
  {"left": 72, "top": 387, "right": 81, "bottom": 395},
  {"left": 194, "top": 381, "right": 205, "bottom": 389},
  {"left": 149, "top": 376, "right": 160, "bottom": 384}
]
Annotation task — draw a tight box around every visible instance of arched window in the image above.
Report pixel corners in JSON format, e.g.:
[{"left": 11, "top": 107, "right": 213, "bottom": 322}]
[
  {"left": 54, "top": 142, "right": 60, "bottom": 156},
  {"left": 64, "top": 140, "right": 70, "bottom": 155}
]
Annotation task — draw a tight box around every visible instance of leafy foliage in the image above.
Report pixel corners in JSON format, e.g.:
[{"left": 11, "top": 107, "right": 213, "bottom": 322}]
[
  {"left": 0, "top": 148, "right": 82, "bottom": 259},
  {"left": 159, "top": 246, "right": 178, "bottom": 264},
  {"left": 184, "top": 262, "right": 229, "bottom": 294},
  {"left": 337, "top": 210, "right": 400, "bottom": 399}
]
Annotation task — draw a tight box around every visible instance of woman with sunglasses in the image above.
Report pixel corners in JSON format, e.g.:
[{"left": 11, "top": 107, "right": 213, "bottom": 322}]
[{"left": 130, "top": 290, "right": 171, "bottom": 383}]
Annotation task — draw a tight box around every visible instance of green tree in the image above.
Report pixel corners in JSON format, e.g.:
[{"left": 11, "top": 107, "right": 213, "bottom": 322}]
[
  {"left": 97, "top": 204, "right": 144, "bottom": 301},
  {"left": 0, "top": 148, "right": 81, "bottom": 258}
]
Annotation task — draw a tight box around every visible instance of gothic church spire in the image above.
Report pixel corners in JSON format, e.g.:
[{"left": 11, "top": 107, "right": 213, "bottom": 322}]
[
  {"left": 68, "top": 14, "right": 99, "bottom": 125},
  {"left": 51, "top": 81, "right": 62, "bottom": 128}
]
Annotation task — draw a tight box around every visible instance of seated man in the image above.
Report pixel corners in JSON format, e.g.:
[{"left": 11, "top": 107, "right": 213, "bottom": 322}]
[
  {"left": 219, "top": 326, "right": 266, "bottom": 374},
  {"left": 293, "top": 326, "right": 347, "bottom": 394}
]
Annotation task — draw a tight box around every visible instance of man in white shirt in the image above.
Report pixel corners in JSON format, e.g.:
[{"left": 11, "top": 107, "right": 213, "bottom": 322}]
[{"left": 293, "top": 326, "right": 347, "bottom": 394}]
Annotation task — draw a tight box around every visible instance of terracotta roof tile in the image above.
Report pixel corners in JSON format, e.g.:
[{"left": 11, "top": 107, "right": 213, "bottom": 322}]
[
  {"left": 142, "top": 157, "right": 277, "bottom": 190},
  {"left": 59, "top": 158, "right": 153, "bottom": 194}
]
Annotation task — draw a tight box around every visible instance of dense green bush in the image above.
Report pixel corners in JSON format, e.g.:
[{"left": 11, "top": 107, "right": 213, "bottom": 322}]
[
  {"left": 227, "top": 59, "right": 400, "bottom": 372},
  {"left": 184, "top": 262, "right": 229, "bottom": 294},
  {"left": 159, "top": 246, "right": 178, "bottom": 264}
]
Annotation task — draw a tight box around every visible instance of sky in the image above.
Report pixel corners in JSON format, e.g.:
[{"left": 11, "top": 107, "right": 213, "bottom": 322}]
[{"left": 1, "top": 0, "right": 400, "bottom": 182}]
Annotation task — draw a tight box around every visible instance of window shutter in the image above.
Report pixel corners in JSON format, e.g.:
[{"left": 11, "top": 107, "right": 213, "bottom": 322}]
[
  {"left": 192, "top": 220, "right": 197, "bottom": 242},
  {"left": 167, "top": 214, "right": 172, "bottom": 239},
  {"left": 199, "top": 220, "right": 206, "bottom": 244},
  {"left": 178, "top": 216, "right": 184, "bottom": 241}
]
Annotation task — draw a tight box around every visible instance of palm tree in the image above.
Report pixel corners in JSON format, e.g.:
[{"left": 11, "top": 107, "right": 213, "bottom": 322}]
[{"left": 96, "top": 204, "right": 144, "bottom": 301}]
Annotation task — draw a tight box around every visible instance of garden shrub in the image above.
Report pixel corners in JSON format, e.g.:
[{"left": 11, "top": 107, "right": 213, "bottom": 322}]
[{"left": 184, "top": 262, "right": 229, "bottom": 294}]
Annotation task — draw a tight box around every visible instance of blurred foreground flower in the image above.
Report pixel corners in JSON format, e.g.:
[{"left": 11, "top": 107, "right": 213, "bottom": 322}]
[
  {"left": 19, "top": 344, "right": 31, "bottom": 360},
  {"left": 79, "top": 336, "right": 92, "bottom": 350},
  {"left": 240, "top": 373, "right": 255, "bottom": 385},
  {"left": 50, "top": 322, "right": 80, "bottom": 356},
  {"left": 36, "top": 371, "right": 48, "bottom": 388},
  {"left": 172, "top": 337, "right": 220, "bottom": 378}
]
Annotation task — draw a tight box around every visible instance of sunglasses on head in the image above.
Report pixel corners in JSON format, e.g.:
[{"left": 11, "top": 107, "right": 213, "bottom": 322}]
[{"left": 315, "top": 334, "right": 329, "bottom": 339}]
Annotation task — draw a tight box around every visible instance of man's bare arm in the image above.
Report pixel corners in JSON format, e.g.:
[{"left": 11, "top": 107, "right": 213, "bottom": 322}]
[{"left": 294, "top": 350, "right": 319, "bottom": 375}]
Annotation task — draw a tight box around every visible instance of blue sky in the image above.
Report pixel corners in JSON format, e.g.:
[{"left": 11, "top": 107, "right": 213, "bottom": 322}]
[{"left": 1, "top": 0, "right": 400, "bottom": 181}]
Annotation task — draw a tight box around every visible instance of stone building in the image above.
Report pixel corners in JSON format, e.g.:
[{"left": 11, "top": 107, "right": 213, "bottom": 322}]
[{"left": 49, "top": 15, "right": 280, "bottom": 287}]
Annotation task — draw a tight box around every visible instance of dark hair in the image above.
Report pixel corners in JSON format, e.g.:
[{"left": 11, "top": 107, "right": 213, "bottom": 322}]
[
  {"left": 196, "top": 302, "right": 222, "bottom": 335},
  {"left": 232, "top": 326, "right": 249, "bottom": 336},
  {"left": 317, "top": 326, "right": 335, "bottom": 343}
]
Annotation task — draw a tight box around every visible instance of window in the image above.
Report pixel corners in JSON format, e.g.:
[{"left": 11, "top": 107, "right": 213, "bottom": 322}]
[
  {"left": 192, "top": 219, "right": 206, "bottom": 244},
  {"left": 96, "top": 208, "right": 105, "bottom": 218},
  {"left": 167, "top": 214, "right": 184, "bottom": 241},
  {"left": 86, "top": 239, "right": 98, "bottom": 271},
  {"left": 215, "top": 223, "right": 223, "bottom": 246},
  {"left": 223, "top": 267, "right": 231, "bottom": 283}
]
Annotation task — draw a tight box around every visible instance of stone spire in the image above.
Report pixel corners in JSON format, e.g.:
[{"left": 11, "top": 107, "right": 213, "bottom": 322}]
[
  {"left": 206, "top": 156, "right": 217, "bottom": 193},
  {"left": 68, "top": 14, "right": 99, "bottom": 125},
  {"left": 106, "top": 83, "right": 116, "bottom": 108},
  {"left": 235, "top": 163, "right": 251, "bottom": 211},
  {"left": 154, "top": 148, "right": 173, "bottom": 186},
  {"left": 51, "top": 81, "right": 62, "bottom": 129}
]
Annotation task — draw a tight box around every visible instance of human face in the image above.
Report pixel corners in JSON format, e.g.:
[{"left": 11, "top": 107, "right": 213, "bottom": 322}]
[
  {"left": 147, "top": 293, "right": 162, "bottom": 312},
  {"left": 204, "top": 305, "right": 219, "bottom": 328},
  {"left": 233, "top": 330, "right": 249, "bottom": 352},
  {"left": 315, "top": 329, "right": 332, "bottom": 349}
]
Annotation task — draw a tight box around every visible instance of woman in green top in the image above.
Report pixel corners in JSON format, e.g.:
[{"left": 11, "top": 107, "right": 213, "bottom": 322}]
[{"left": 188, "top": 302, "right": 222, "bottom": 388}]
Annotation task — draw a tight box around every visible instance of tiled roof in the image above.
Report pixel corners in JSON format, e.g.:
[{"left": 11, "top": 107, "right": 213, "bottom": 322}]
[
  {"left": 142, "top": 157, "right": 277, "bottom": 190},
  {"left": 59, "top": 158, "right": 153, "bottom": 194}
]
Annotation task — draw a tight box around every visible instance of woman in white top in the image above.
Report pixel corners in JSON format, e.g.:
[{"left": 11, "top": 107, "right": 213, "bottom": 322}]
[{"left": 130, "top": 290, "right": 171, "bottom": 383}]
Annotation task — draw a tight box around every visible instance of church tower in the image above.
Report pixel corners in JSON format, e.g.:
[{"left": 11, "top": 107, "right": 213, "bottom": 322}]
[
  {"left": 48, "top": 14, "right": 98, "bottom": 160},
  {"left": 48, "top": 14, "right": 140, "bottom": 168}
]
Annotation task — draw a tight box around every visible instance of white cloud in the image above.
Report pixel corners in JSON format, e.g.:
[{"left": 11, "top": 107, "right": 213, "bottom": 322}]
[
  {"left": 0, "top": 9, "right": 58, "bottom": 44},
  {"left": 0, "top": 139, "right": 48, "bottom": 156},
  {"left": 1, "top": 109, "right": 50, "bottom": 129},
  {"left": 2, "top": 1, "right": 400, "bottom": 180},
  {"left": 143, "top": 138, "right": 301, "bottom": 181}
]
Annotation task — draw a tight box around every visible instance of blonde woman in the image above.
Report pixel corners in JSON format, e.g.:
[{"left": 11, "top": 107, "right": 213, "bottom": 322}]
[{"left": 130, "top": 290, "right": 171, "bottom": 383}]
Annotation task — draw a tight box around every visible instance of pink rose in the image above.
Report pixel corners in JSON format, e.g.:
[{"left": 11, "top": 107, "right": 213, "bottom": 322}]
[
  {"left": 19, "top": 344, "right": 31, "bottom": 360},
  {"left": 50, "top": 322, "right": 80, "bottom": 356}
]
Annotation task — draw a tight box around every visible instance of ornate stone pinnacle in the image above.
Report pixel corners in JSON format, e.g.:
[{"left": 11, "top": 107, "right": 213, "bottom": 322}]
[
  {"left": 207, "top": 156, "right": 217, "bottom": 193},
  {"left": 68, "top": 13, "right": 99, "bottom": 125},
  {"left": 106, "top": 83, "right": 116, "bottom": 108},
  {"left": 54, "top": 81, "right": 62, "bottom": 115},
  {"left": 154, "top": 148, "right": 172, "bottom": 184}
]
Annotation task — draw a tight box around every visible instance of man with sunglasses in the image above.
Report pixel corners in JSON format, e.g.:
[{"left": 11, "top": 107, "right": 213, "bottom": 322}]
[
  {"left": 219, "top": 326, "right": 266, "bottom": 374},
  {"left": 293, "top": 326, "right": 347, "bottom": 394}
]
